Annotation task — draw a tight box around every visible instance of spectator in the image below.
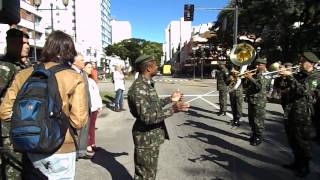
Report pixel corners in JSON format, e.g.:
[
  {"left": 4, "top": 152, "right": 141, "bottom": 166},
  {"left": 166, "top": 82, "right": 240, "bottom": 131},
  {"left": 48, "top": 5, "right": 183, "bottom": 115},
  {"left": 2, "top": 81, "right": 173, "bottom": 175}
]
[
  {"left": 72, "top": 54, "right": 92, "bottom": 160},
  {"left": 83, "top": 62, "right": 103, "bottom": 153},
  {"left": 91, "top": 61, "right": 99, "bottom": 83},
  {"left": 113, "top": 65, "right": 125, "bottom": 112}
]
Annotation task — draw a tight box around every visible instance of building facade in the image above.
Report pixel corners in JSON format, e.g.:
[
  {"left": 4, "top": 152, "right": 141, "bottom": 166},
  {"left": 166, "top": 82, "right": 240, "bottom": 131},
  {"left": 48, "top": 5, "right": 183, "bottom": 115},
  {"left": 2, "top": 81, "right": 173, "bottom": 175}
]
[
  {"left": 163, "top": 17, "right": 192, "bottom": 63},
  {"left": 111, "top": 19, "right": 132, "bottom": 44}
]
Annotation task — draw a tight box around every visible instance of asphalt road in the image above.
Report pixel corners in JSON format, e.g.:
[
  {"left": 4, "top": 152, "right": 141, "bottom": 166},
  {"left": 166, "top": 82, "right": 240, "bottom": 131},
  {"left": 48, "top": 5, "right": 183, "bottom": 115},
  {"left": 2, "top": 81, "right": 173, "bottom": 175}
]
[{"left": 75, "top": 77, "right": 320, "bottom": 180}]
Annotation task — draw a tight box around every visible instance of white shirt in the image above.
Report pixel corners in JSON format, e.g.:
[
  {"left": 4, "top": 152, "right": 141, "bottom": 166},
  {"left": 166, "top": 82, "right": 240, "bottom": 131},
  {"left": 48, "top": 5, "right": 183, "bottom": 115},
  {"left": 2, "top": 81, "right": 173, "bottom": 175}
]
[
  {"left": 87, "top": 78, "right": 103, "bottom": 112},
  {"left": 113, "top": 71, "right": 125, "bottom": 91}
]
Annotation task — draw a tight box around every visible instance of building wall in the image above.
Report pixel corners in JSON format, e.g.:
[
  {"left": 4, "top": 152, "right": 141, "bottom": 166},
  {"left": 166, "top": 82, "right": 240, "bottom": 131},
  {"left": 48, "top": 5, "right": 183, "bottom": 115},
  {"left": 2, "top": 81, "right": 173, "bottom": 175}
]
[
  {"left": 163, "top": 18, "right": 192, "bottom": 62},
  {"left": 75, "top": 0, "right": 111, "bottom": 65},
  {"left": 111, "top": 19, "right": 132, "bottom": 44},
  {"left": 101, "top": 0, "right": 112, "bottom": 47}
]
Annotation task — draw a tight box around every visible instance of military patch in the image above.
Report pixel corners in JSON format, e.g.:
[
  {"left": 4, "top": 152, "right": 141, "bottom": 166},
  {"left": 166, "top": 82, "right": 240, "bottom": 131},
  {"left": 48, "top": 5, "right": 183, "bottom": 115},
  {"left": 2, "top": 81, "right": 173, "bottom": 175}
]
[{"left": 311, "top": 80, "right": 318, "bottom": 87}]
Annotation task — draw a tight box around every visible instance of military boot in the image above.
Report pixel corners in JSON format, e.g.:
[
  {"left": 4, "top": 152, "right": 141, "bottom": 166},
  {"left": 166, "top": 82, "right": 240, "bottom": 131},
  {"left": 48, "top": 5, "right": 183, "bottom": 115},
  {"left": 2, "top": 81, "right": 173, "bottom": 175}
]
[
  {"left": 232, "top": 118, "right": 241, "bottom": 127},
  {"left": 217, "top": 111, "right": 226, "bottom": 116},
  {"left": 250, "top": 135, "right": 262, "bottom": 146},
  {"left": 282, "top": 160, "right": 298, "bottom": 171},
  {"left": 295, "top": 161, "right": 310, "bottom": 178}
]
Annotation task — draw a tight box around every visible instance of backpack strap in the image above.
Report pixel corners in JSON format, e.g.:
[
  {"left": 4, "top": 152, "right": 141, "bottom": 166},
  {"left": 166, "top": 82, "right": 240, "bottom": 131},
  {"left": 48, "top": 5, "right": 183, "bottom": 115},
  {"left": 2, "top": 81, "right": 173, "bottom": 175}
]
[{"left": 46, "top": 63, "right": 79, "bottom": 152}]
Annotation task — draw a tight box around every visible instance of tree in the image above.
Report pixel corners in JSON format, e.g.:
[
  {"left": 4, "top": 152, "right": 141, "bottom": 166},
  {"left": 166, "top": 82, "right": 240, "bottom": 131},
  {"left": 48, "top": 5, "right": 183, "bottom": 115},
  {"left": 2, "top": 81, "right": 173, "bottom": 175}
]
[
  {"left": 104, "top": 38, "right": 163, "bottom": 67},
  {"left": 214, "top": 0, "right": 320, "bottom": 63}
]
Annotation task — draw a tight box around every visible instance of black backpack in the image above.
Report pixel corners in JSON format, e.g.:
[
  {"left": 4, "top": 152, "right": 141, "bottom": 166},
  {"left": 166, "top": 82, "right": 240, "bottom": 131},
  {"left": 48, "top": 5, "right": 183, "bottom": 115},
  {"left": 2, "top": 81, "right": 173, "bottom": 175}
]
[{"left": 10, "top": 63, "right": 77, "bottom": 154}]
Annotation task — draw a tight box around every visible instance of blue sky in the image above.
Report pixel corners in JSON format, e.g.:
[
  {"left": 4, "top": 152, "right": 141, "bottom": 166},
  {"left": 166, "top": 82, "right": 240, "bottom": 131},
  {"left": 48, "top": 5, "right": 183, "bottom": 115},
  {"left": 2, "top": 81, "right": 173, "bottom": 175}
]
[{"left": 111, "top": 0, "right": 229, "bottom": 43}]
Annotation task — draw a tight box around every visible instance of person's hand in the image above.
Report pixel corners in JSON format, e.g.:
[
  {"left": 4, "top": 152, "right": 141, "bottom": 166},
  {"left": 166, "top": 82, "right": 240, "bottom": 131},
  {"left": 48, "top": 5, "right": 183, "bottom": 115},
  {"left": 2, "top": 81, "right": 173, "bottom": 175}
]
[
  {"left": 172, "top": 101, "right": 190, "bottom": 112},
  {"left": 280, "top": 70, "right": 292, "bottom": 76},
  {"left": 243, "top": 71, "right": 253, "bottom": 79},
  {"left": 171, "top": 89, "right": 183, "bottom": 102}
]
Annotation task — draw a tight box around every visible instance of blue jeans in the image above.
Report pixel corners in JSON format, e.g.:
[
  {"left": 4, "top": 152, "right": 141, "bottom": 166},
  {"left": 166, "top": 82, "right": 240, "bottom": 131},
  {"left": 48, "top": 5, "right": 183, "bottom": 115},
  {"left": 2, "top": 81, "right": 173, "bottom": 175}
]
[
  {"left": 28, "top": 152, "right": 76, "bottom": 180},
  {"left": 115, "top": 89, "right": 124, "bottom": 109}
]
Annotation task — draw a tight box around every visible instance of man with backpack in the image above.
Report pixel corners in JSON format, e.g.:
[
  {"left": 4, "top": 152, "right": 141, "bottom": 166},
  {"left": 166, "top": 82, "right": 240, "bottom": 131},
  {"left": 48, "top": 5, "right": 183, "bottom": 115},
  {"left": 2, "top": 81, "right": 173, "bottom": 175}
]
[
  {"left": 0, "top": 28, "right": 30, "bottom": 180},
  {"left": 0, "top": 30, "right": 88, "bottom": 179}
]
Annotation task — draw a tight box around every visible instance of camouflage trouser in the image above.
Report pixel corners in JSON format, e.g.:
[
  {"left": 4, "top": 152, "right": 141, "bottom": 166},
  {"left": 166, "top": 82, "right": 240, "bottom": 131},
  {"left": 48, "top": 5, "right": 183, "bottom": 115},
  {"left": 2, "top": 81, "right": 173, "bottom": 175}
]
[
  {"left": 229, "top": 91, "right": 243, "bottom": 120},
  {"left": 281, "top": 103, "right": 292, "bottom": 118},
  {"left": 1, "top": 122, "right": 22, "bottom": 180},
  {"left": 134, "top": 145, "right": 160, "bottom": 180},
  {"left": 313, "top": 101, "right": 320, "bottom": 140},
  {"left": 286, "top": 105, "right": 313, "bottom": 163},
  {"left": 219, "top": 90, "right": 228, "bottom": 112},
  {"left": 248, "top": 103, "right": 266, "bottom": 136}
]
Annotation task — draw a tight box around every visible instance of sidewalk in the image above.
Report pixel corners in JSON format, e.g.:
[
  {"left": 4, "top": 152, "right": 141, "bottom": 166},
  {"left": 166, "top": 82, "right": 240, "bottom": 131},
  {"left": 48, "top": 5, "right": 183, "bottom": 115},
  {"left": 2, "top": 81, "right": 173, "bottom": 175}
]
[{"left": 75, "top": 102, "right": 135, "bottom": 180}]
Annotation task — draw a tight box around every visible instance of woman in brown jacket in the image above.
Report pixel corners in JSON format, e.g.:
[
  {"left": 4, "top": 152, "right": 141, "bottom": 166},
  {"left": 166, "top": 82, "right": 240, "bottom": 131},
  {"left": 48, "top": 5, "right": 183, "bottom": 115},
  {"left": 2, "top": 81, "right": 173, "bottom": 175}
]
[{"left": 0, "top": 30, "right": 88, "bottom": 179}]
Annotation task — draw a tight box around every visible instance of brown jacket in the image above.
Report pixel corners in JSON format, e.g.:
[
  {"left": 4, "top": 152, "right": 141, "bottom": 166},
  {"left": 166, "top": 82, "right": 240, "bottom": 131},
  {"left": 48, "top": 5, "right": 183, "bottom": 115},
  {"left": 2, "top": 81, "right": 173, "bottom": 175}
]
[{"left": 0, "top": 62, "right": 88, "bottom": 153}]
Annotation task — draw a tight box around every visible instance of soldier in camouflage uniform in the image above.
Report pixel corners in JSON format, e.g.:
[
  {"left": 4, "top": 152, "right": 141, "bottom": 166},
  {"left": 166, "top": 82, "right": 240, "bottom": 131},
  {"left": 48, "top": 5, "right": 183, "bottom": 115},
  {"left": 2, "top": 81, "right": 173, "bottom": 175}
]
[
  {"left": 0, "top": 28, "right": 30, "bottom": 180},
  {"left": 273, "top": 63, "right": 293, "bottom": 119},
  {"left": 281, "top": 52, "right": 320, "bottom": 177},
  {"left": 216, "top": 61, "right": 229, "bottom": 116},
  {"left": 228, "top": 65, "right": 243, "bottom": 126},
  {"left": 243, "top": 57, "right": 271, "bottom": 146},
  {"left": 127, "top": 55, "right": 189, "bottom": 180}
]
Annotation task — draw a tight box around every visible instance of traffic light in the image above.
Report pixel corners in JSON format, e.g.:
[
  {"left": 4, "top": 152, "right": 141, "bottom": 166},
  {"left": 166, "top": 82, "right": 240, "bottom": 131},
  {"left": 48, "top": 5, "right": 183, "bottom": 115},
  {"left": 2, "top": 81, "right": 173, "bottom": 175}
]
[{"left": 184, "top": 4, "right": 194, "bottom": 21}]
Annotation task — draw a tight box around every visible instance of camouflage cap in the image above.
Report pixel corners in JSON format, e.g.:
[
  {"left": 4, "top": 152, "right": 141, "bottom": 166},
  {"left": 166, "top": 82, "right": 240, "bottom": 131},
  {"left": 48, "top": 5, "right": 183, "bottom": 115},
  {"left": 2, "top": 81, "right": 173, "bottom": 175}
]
[
  {"left": 135, "top": 54, "right": 155, "bottom": 65},
  {"left": 255, "top": 57, "right": 267, "bottom": 64},
  {"left": 283, "top": 62, "right": 293, "bottom": 67},
  {"left": 302, "top": 52, "right": 319, "bottom": 63}
]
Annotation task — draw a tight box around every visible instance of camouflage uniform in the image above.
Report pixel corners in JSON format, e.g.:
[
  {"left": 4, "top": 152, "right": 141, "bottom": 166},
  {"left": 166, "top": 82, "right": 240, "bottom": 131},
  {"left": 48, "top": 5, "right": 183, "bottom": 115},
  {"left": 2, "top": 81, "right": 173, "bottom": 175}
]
[
  {"left": 286, "top": 70, "right": 320, "bottom": 172},
  {"left": 313, "top": 96, "right": 320, "bottom": 143},
  {"left": 127, "top": 75, "right": 174, "bottom": 180},
  {"left": 216, "top": 66, "right": 229, "bottom": 113},
  {"left": 274, "top": 76, "right": 292, "bottom": 118},
  {"left": 229, "top": 84, "right": 243, "bottom": 124},
  {"left": 0, "top": 60, "right": 22, "bottom": 180},
  {"left": 244, "top": 72, "right": 271, "bottom": 139}
]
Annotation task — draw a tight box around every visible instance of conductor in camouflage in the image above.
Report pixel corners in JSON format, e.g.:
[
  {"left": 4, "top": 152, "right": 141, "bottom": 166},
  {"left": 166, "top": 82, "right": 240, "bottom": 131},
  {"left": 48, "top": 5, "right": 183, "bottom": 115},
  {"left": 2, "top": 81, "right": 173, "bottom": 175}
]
[{"left": 127, "top": 55, "right": 189, "bottom": 180}]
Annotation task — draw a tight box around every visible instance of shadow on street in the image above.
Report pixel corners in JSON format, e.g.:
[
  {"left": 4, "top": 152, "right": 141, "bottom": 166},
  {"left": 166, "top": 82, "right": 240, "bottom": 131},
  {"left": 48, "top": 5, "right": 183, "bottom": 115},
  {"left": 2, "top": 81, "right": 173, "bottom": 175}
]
[
  {"left": 189, "top": 148, "right": 286, "bottom": 180},
  {"left": 91, "top": 147, "right": 132, "bottom": 180}
]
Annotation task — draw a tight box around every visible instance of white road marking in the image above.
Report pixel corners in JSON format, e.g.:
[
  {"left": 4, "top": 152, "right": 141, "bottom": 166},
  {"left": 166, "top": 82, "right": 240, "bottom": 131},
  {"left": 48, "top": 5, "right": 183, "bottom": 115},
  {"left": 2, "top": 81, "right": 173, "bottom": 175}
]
[{"left": 200, "top": 97, "right": 233, "bottom": 119}]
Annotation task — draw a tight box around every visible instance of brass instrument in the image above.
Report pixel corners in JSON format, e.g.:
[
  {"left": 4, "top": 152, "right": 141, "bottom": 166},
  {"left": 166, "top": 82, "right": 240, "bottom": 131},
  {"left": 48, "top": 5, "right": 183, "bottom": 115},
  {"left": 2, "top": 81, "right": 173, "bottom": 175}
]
[
  {"left": 230, "top": 43, "right": 256, "bottom": 66},
  {"left": 228, "top": 43, "right": 256, "bottom": 90},
  {"left": 262, "top": 62, "right": 300, "bottom": 77}
]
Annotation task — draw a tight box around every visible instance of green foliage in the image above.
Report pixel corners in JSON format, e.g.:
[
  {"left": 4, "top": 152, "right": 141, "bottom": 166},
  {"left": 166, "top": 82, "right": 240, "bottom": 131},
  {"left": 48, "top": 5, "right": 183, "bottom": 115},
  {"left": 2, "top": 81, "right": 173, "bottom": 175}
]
[
  {"left": 214, "top": 0, "right": 320, "bottom": 63},
  {"left": 104, "top": 38, "right": 163, "bottom": 66}
]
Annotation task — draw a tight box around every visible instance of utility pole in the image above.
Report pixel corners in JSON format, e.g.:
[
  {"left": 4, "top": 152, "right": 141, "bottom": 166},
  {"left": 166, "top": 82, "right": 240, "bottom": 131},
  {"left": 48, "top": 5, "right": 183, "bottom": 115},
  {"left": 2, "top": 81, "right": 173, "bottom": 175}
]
[{"left": 233, "top": 0, "right": 239, "bottom": 45}]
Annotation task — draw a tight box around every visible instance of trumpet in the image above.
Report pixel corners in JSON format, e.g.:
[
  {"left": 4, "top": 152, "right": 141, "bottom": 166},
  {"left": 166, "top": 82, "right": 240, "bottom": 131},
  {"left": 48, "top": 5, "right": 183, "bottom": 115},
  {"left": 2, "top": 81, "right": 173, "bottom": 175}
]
[
  {"left": 231, "top": 68, "right": 257, "bottom": 78},
  {"left": 262, "top": 65, "right": 300, "bottom": 77}
]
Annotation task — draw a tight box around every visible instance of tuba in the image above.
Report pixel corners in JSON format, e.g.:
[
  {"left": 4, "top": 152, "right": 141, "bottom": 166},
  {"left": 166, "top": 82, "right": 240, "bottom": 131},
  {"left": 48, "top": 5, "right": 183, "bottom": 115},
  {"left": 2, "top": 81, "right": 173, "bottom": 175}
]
[{"left": 228, "top": 43, "right": 256, "bottom": 90}]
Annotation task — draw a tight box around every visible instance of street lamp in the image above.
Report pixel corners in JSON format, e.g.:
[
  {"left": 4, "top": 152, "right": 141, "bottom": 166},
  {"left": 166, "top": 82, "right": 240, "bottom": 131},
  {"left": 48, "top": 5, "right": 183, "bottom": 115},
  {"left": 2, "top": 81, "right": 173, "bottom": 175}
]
[{"left": 34, "top": 0, "right": 69, "bottom": 31}]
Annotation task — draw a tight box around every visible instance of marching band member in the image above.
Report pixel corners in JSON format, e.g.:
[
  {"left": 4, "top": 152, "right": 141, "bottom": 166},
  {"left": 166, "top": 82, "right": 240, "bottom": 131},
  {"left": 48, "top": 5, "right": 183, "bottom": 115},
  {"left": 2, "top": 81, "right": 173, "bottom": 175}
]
[
  {"left": 243, "top": 57, "right": 271, "bottom": 146},
  {"left": 281, "top": 52, "right": 320, "bottom": 177}
]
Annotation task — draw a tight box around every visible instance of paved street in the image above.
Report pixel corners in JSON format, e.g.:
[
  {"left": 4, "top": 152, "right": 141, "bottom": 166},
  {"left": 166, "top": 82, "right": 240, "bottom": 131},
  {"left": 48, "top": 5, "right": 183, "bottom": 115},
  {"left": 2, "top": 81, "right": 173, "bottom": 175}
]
[{"left": 75, "top": 77, "right": 320, "bottom": 180}]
